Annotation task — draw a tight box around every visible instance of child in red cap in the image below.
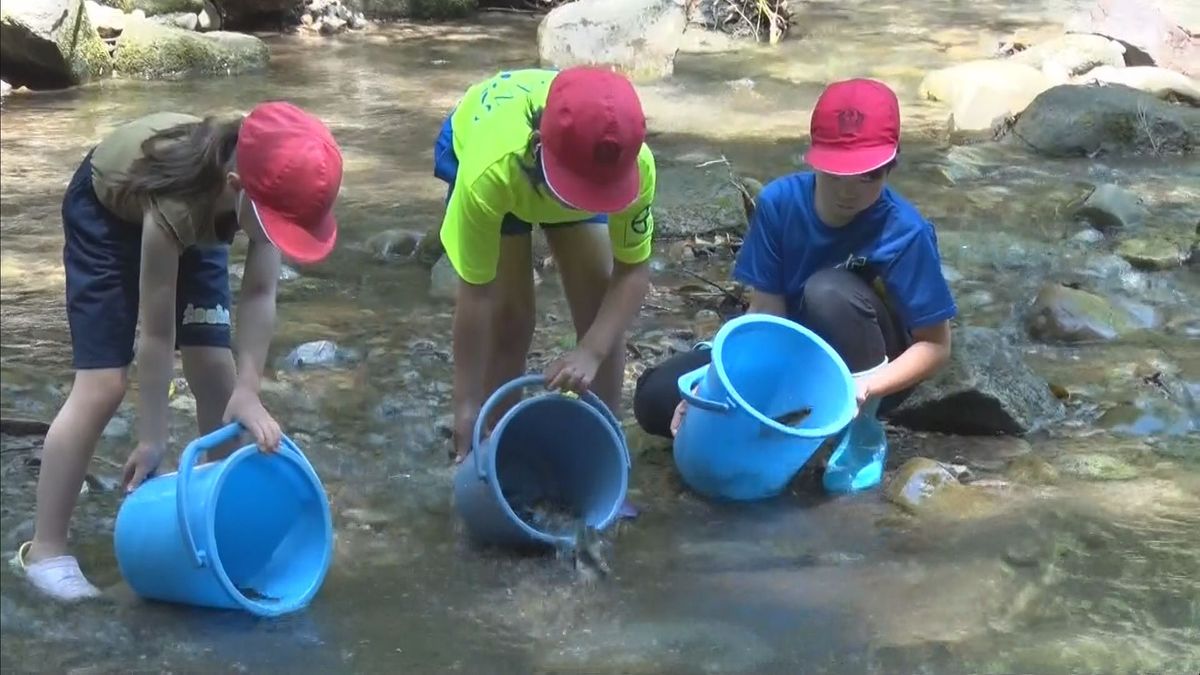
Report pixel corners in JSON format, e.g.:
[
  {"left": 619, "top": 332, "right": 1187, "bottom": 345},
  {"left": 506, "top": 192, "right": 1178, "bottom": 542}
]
[
  {"left": 432, "top": 67, "right": 657, "bottom": 462},
  {"left": 633, "top": 78, "right": 957, "bottom": 493},
  {"left": 12, "top": 102, "right": 344, "bottom": 601}
]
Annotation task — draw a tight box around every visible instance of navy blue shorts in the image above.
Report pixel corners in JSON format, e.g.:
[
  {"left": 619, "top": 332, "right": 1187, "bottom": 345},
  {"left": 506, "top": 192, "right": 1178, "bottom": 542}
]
[
  {"left": 432, "top": 112, "right": 607, "bottom": 235},
  {"left": 62, "top": 151, "right": 232, "bottom": 370}
]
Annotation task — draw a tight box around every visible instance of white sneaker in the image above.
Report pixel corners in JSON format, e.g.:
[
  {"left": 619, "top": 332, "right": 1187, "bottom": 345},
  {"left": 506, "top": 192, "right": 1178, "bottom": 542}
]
[{"left": 10, "top": 541, "right": 102, "bottom": 602}]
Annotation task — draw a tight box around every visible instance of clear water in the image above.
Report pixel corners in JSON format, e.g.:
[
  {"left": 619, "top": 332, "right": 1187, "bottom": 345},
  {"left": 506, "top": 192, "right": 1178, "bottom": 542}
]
[{"left": 2, "top": 4, "right": 1199, "bottom": 673}]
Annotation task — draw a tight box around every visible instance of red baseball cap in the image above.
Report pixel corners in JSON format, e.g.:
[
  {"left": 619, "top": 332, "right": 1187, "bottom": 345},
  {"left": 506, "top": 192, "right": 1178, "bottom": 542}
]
[
  {"left": 237, "top": 101, "right": 343, "bottom": 264},
  {"left": 540, "top": 67, "right": 646, "bottom": 214},
  {"left": 805, "top": 79, "right": 900, "bottom": 176}
]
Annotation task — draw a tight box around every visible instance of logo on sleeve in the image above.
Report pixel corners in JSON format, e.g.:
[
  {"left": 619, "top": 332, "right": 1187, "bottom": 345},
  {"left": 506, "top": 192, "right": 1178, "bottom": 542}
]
[{"left": 630, "top": 205, "right": 651, "bottom": 235}]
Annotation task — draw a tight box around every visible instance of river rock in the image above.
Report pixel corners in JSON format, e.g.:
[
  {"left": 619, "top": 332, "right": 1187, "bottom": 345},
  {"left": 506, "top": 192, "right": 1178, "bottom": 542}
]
[
  {"left": 196, "top": 0, "right": 218, "bottom": 29},
  {"left": 429, "top": 254, "right": 459, "bottom": 301},
  {"left": 887, "top": 326, "right": 1066, "bottom": 436},
  {"left": 653, "top": 161, "right": 749, "bottom": 238},
  {"left": 919, "top": 60, "right": 1054, "bottom": 132},
  {"left": 1073, "top": 183, "right": 1148, "bottom": 231},
  {"left": 1007, "top": 83, "right": 1200, "bottom": 156},
  {"left": 884, "top": 457, "right": 998, "bottom": 518},
  {"left": 1008, "top": 33, "right": 1126, "bottom": 81},
  {"left": 1116, "top": 235, "right": 1188, "bottom": 270},
  {"left": 1024, "top": 283, "right": 1138, "bottom": 343},
  {"left": 537, "top": 0, "right": 688, "bottom": 81},
  {"left": 1065, "top": 0, "right": 1199, "bottom": 78},
  {"left": 84, "top": 0, "right": 127, "bottom": 37},
  {"left": 366, "top": 228, "right": 423, "bottom": 260},
  {"left": 282, "top": 340, "right": 360, "bottom": 369},
  {"left": 1075, "top": 64, "right": 1200, "bottom": 103},
  {"left": 0, "top": 0, "right": 113, "bottom": 89},
  {"left": 112, "top": 17, "right": 268, "bottom": 79},
  {"left": 152, "top": 10, "right": 198, "bottom": 30}
]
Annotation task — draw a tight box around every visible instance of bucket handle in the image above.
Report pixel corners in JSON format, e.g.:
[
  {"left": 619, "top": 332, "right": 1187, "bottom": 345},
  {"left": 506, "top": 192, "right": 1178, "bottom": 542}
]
[
  {"left": 677, "top": 366, "right": 733, "bottom": 413},
  {"left": 471, "top": 374, "right": 631, "bottom": 481},
  {"left": 177, "top": 422, "right": 314, "bottom": 569}
]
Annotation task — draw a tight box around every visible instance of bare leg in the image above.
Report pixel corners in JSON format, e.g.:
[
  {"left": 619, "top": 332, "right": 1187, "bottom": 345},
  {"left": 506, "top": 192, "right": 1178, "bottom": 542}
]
[
  {"left": 181, "top": 346, "right": 237, "bottom": 459},
  {"left": 28, "top": 368, "right": 128, "bottom": 562},
  {"left": 543, "top": 223, "right": 624, "bottom": 413},
  {"left": 482, "top": 233, "right": 537, "bottom": 427}
]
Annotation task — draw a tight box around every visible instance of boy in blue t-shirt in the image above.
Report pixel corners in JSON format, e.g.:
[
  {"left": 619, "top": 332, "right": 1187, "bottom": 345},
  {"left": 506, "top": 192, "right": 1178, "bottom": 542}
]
[{"left": 632, "top": 78, "right": 957, "bottom": 493}]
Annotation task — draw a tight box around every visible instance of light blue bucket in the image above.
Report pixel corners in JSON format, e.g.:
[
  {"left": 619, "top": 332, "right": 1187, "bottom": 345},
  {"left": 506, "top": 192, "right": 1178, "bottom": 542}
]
[
  {"left": 673, "top": 314, "right": 856, "bottom": 501},
  {"left": 113, "top": 423, "right": 333, "bottom": 617},
  {"left": 453, "top": 374, "right": 630, "bottom": 549}
]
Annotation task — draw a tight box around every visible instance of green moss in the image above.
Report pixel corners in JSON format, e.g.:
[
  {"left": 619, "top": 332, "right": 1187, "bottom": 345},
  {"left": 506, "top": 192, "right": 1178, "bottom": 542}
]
[
  {"left": 407, "top": 0, "right": 478, "bottom": 19},
  {"left": 113, "top": 18, "right": 268, "bottom": 80}
]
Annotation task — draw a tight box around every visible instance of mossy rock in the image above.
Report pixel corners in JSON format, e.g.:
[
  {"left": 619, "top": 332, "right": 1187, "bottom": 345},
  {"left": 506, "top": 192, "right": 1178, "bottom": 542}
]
[
  {"left": 113, "top": 17, "right": 268, "bottom": 79},
  {"left": 95, "top": 0, "right": 205, "bottom": 15},
  {"left": 359, "top": 0, "right": 477, "bottom": 20},
  {"left": 1055, "top": 453, "right": 1140, "bottom": 481},
  {"left": 1115, "top": 236, "right": 1188, "bottom": 271},
  {"left": 0, "top": 0, "right": 113, "bottom": 89},
  {"left": 1025, "top": 283, "right": 1139, "bottom": 343}
]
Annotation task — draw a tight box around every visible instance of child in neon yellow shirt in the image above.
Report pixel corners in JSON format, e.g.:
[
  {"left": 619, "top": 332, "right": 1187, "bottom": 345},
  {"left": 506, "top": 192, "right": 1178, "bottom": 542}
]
[{"left": 433, "top": 67, "right": 656, "bottom": 461}]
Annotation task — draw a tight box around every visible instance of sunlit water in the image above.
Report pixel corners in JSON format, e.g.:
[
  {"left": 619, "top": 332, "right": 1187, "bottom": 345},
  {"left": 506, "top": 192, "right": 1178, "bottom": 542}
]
[{"left": 2, "top": 3, "right": 1199, "bottom": 673}]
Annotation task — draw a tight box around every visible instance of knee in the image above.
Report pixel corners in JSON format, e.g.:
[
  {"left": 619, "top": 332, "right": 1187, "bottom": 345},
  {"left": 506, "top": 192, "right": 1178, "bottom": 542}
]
[
  {"left": 801, "top": 268, "right": 874, "bottom": 322},
  {"left": 70, "top": 369, "right": 128, "bottom": 413}
]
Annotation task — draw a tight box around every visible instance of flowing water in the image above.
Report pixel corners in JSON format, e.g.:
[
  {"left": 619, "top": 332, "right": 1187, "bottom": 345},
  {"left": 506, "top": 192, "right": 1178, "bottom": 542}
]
[{"left": 2, "top": 2, "right": 1200, "bottom": 673}]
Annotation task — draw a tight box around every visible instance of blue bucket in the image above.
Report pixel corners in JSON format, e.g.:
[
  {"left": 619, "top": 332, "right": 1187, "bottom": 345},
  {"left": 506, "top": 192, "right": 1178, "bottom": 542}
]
[
  {"left": 452, "top": 374, "right": 630, "bottom": 549},
  {"left": 672, "top": 314, "right": 856, "bottom": 501},
  {"left": 114, "top": 423, "right": 334, "bottom": 617}
]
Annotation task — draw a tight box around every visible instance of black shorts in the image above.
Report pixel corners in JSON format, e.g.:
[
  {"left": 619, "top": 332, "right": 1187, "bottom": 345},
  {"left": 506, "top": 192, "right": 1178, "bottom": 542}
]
[{"left": 62, "top": 151, "right": 232, "bottom": 369}]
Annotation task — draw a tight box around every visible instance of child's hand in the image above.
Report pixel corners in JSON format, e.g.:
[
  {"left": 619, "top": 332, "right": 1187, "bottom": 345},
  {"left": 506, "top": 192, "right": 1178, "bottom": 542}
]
[
  {"left": 545, "top": 347, "right": 603, "bottom": 395},
  {"left": 122, "top": 441, "right": 165, "bottom": 494},
  {"left": 670, "top": 385, "right": 699, "bottom": 437},
  {"left": 223, "top": 387, "right": 281, "bottom": 452},
  {"left": 854, "top": 378, "right": 875, "bottom": 417}
]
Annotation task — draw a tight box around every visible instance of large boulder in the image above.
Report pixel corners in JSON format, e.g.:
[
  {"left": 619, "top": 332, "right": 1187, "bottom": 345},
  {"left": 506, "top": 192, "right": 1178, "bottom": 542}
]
[
  {"left": 887, "top": 326, "right": 1066, "bottom": 436},
  {"left": 1008, "top": 33, "right": 1127, "bottom": 81},
  {"left": 95, "top": 0, "right": 204, "bottom": 14},
  {"left": 112, "top": 16, "right": 268, "bottom": 78},
  {"left": 1006, "top": 83, "right": 1200, "bottom": 156},
  {"left": 0, "top": 0, "right": 113, "bottom": 89},
  {"left": 1065, "top": 0, "right": 1199, "bottom": 78},
  {"left": 919, "top": 60, "right": 1054, "bottom": 132},
  {"left": 537, "top": 0, "right": 688, "bottom": 81}
]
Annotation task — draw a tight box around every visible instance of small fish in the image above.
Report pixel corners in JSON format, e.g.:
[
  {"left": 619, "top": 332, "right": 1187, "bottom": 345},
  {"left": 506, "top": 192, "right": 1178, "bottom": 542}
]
[
  {"left": 236, "top": 586, "right": 277, "bottom": 602},
  {"left": 760, "top": 406, "right": 813, "bottom": 436}
]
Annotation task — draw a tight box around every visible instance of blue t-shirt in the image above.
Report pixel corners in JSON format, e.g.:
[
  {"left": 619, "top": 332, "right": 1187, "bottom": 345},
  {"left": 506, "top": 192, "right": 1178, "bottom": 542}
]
[{"left": 733, "top": 172, "right": 957, "bottom": 331}]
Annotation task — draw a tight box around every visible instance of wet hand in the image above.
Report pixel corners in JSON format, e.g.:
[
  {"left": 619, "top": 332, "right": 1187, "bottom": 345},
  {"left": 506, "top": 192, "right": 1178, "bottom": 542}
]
[
  {"left": 222, "top": 386, "right": 282, "bottom": 452},
  {"left": 669, "top": 385, "right": 699, "bottom": 437},
  {"left": 544, "top": 347, "right": 603, "bottom": 395},
  {"left": 854, "top": 378, "right": 875, "bottom": 417},
  {"left": 121, "top": 441, "right": 166, "bottom": 494}
]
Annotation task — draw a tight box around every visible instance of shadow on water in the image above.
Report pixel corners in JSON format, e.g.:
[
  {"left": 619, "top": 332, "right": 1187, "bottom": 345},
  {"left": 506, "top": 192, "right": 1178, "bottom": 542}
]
[{"left": 3, "top": 5, "right": 1200, "bottom": 674}]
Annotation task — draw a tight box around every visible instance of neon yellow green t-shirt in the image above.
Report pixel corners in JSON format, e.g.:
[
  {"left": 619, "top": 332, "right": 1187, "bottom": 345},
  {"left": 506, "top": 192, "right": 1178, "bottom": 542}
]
[{"left": 440, "top": 68, "right": 657, "bottom": 285}]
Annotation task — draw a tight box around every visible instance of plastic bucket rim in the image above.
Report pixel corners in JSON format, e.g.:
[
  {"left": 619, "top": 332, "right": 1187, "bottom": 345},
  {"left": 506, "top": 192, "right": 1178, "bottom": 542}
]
[
  {"left": 483, "top": 392, "right": 630, "bottom": 547},
  {"left": 710, "top": 313, "right": 857, "bottom": 439},
  {"left": 201, "top": 443, "right": 334, "bottom": 617}
]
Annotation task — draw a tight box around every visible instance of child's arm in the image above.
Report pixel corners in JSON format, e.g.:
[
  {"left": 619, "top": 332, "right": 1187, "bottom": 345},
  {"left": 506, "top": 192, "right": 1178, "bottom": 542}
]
[
  {"left": 747, "top": 290, "right": 787, "bottom": 316},
  {"left": 225, "top": 237, "right": 282, "bottom": 451},
  {"left": 862, "top": 320, "right": 951, "bottom": 400},
  {"left": 124, "top": 217, "right": 180, "bottom": 491}
]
